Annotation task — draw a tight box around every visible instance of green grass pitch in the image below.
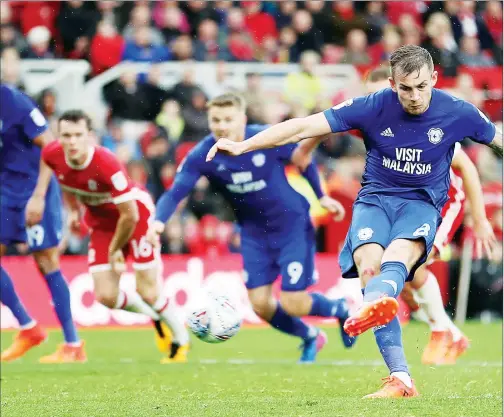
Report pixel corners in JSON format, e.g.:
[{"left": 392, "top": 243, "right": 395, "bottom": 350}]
[{"left": 1, "top": 321, "right": 502, "bottom": 417}]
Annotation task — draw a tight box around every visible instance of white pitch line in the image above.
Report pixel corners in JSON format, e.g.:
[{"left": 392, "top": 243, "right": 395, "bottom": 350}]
[{"left": 197, "top": 359, "right": 502, "bottom": 367}]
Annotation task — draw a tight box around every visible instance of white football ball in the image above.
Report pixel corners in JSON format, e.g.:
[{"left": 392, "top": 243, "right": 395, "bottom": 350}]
[{"left": 187, "top": 293, "right": 242, "bottom": 344}]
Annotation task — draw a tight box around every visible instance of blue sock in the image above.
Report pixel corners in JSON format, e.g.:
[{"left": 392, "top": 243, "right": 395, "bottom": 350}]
[
  {"left": 373, "top": 316, "right": 409, "bottom": 374},
  {"left": 269, "top": 304, "right": 312, "bottom": 340},
  {"left": 309, "top": 293, "right": 347, "bottom": 318},
  {"left": 1, "top": 266, "right": 33, "bottom": 326},
  {"left": 44, "top": 270, "right": 79, "bottom": 343},
  {"left": 364, "top": 261, "right": 408, "bottom": 302}
]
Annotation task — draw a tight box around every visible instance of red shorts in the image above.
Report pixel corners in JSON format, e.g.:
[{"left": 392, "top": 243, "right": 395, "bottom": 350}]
[
  {"left": 433, "top": 194, "right": 465, "bottom": 255},
  {"left": 88, "top": 197, "right": 157, "bottom": 273}
]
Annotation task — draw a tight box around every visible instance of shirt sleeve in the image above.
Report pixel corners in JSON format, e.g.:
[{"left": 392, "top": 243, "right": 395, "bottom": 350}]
[
  {"left": 322, "top": 94, "right": 377, "bottom": 133},
  {"left": 459, "top": 101, "right": 496, "bottom": 145},
  {"left": 14, "top": 90, "right": 48, "bottom": 140},
  {"left": 99, "top": 150, "right": 134, "bottom": 204},
  {"left": 155, "top": 150, "right": 203, "bottom": 223}
]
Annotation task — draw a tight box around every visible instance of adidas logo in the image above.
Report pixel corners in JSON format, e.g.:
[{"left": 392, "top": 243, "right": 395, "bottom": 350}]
[
  {"left": 380, "top": 128, "right": 394, "bottom": 137},
  {"left": 217, "top": 164, "right": 226, "bottom": 172}
]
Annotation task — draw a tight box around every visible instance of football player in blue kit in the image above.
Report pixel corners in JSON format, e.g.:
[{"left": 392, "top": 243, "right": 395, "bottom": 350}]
[
  {"left": 207, "top": 46, "right": 502, "bottom": 397},
  {"left": 147, "top": 92, "right": 357, "bottom": 363},
  {"left": 0, "top": 83, "right": 85, "bottom": 362}
]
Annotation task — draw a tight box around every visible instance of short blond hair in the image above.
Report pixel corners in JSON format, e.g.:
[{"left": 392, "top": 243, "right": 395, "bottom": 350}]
[{"left": 206, "top": 92, "right": 246, "bottom": 112}]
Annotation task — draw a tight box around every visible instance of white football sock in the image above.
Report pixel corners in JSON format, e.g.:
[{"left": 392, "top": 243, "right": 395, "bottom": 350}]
[
  {"left": 391, "top": 372, "right": 412, "bottom": 388},
  {"left": 114, "top": 290, "right": 160, "bottom": 320},
  {"left": 153, "top": 295, "right": 189, "bottom": 345},
  {"left": 414, "top": 271, "right": 454, "bottom": 332}
]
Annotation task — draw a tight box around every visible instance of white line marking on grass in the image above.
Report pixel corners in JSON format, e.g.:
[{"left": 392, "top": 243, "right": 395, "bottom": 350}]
[{"left": 196, "top": 359, "right": 502, "bottom": 367}]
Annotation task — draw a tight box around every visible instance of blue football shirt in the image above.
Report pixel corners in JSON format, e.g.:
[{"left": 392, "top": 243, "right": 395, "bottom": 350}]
[
  {"left": 0, "top": 84, "right": 49, "bottom": 202},
  {"left": 323, "top": 88, "right": 496, "bottom": 211},
  {"left": 156, "top": 125, "right": 311, "bottom": 234}
]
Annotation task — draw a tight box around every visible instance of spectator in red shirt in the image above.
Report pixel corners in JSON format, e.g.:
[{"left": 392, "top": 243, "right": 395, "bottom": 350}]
[
  {"left": 242, "top": 1, "right": 278, "bottom": 45},
  {"left": 90, "top": 20, "right": 124, "bottom": 75},
  {"left": 186, "top": 215, "right": 230, "bottom": 258},
  {"left": 226, "top": 8, "right": 255, "bottom": 61},
  {"left": 20, "top": 1, "right": 60, "bottom": 37}
]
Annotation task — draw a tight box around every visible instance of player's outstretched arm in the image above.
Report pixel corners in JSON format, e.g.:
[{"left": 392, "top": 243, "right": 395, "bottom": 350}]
[
  {"left": 206, "top": 113, "right": 332, "bottom": 161},
  {"left": 452, "top": 149, "right": 497, "bottom": 260},
  {"left": 147, "top": 154, "right": 203, "bottom": 246},
  {"left": 291, "top": 151, "right": 345, "bottom": 222}
]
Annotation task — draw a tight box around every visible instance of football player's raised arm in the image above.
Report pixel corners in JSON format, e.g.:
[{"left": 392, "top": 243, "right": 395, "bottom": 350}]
[
  {"left": 108, "top": 200, "right": 139, "bottom": 255},
  {"left": 207, "top": 97, "right": 367, "bottom": 161},
  {"left": 241, "top": 113, "right": 332, "bottom": 151},
  {"left": 154, "top": 155, "right": 203, "bottom": 226}
]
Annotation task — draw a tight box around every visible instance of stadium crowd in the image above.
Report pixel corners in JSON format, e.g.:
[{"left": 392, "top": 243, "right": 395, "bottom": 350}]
[{"left": 1, "top": 0, "right": 502, "bottom": 297}]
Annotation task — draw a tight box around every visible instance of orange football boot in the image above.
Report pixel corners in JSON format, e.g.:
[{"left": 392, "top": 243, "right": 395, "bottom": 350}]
[
  {"left": 39, "top": 341, "right": 87, "bottom": 364},
  {"left": 343, "top": 297, "right": 399, "bottom": 337},
  {"left": 1, "top": 324, "right": 47, "bottom": 362},
  {"left": 443, "top": 334, "right": 470, "bottom": 365},
  {"left": 421, "top": 330, "right": 452, "bottom": 365},
  {"left": 363, "top": 376, "right": 419, "bottom": 399}
]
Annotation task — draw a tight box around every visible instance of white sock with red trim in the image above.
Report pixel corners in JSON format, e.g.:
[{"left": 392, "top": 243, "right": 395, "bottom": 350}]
[
  {"left": 114, "top": 290, "right": 160, "bottom": 320},
  {"left": 413, "top": 271, "right": 455, "bottom": 333},
  {"left": 153, "top": 295, "right": 189, "bottom": 345}
]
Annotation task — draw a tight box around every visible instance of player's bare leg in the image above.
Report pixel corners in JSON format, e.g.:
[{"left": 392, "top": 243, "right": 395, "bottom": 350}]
[
  {"left": 279, "top": 290, "right": 355, "bottom": 348},
  {"left": 33, "top": 246, "right": 86, "bottom": 364},
  {"left": 135, "top": 264, "right": 190, "bottom": 364},
  {"left": 347, "top": 242, "right": 419, "bottom": 398},
  {"left": 0, "top": 244, "right": 47, "bottom": 361},
  {"left": 248, "top": 286, "right": 326, "bottom": 363},
  {"left": 409, "top": 264, "right": 468, "bottom": 365},
  {"left": 346, "top": 240, "right": 424, "bottom": 336}
]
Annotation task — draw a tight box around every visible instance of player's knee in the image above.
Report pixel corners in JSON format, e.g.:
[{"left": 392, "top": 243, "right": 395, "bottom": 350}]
[
  {"left": 137, "top": 287, "right": 158, "bottom": 306},
  {"left": 355, "top": 260, "right": 380, "bottom": 284},
  {"left": 135, "top": 269, "right": 159, "bottom": 306},
  {"left": 95, "top": 289, "right": 120, "bottom": 309},
  {"left": 411, "top": 264, "right": 428, "bottom": 289},
  {"left": 385, "top": 239, "right": 425, "bottom": 269},
  {"left": 279, "top": 292, "right": 306, "bottom": 317},
  {"left": 353, "top": 248, "right": 381, "bottom": 284},
  {"left": 33, "top": 248, "right": 60, "bottom": 276},
  {"left": 248, "top": 293, "right": 274, "bottom": 320}
]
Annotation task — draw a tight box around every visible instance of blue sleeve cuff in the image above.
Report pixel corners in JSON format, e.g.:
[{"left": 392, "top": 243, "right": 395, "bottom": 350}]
[{"left": 481, "top": 122, "right": 496, "bottom": 145}]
